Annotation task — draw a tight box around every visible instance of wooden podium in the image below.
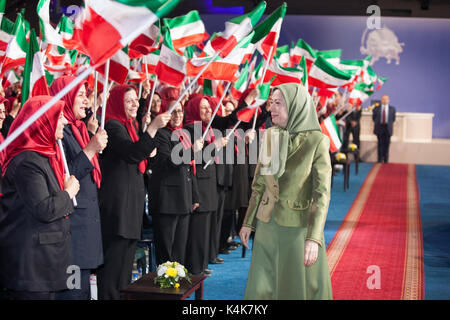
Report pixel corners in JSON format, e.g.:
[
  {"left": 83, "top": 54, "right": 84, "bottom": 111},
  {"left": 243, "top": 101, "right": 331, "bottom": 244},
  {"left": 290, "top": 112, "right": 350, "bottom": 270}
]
[{"left": 121, "top": 272, "right": 207, "bottom": 300}]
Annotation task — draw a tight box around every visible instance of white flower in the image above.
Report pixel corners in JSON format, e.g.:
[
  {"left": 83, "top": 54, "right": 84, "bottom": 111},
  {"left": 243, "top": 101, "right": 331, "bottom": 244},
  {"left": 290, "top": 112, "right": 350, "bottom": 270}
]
[
  {"left": 176, "top": 265, "right": 186, "bottom": 278},
  {"left": 157, "top": 265, "right": 167, "bottom": 277}
]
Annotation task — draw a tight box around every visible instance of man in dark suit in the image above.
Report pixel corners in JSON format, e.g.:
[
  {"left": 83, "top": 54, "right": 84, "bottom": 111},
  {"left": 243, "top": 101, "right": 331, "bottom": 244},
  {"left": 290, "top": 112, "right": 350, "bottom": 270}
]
[{"left": 372, "top": 94, "right": 396, "bottom": 163}]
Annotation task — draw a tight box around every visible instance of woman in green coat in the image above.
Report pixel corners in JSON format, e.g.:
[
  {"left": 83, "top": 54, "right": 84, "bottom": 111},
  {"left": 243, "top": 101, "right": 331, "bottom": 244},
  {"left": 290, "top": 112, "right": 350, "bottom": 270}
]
[{"left": 239, "top": 82, "right": 333, "bottom": 300}]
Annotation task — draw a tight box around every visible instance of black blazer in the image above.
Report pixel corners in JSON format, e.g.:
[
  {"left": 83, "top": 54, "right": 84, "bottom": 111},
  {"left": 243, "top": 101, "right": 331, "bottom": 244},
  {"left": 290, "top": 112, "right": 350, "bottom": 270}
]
[
  {"left": 98, "top": 119, "right": 156, "bottom": 240},
  {"left": 148, "top": 127, "right": 199, "bottom": 215},
  {"left": 0, "top": 151, "right": 74, "bottom": 291},
  {"left": 184, "top": 124, "right": 217, "bottom": 213},
  {"left": 372, "top": 105, "right": 396, "bottom": 136},
  {"left": 61, "top": 126, "right": 103, "bottom": 269}
]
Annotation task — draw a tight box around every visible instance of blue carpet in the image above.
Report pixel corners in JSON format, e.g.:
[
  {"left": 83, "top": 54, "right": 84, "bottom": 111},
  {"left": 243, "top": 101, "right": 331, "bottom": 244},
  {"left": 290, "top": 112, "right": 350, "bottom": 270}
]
[
  {"left": 416, "top": 165, "right": 450, "bottom": 300},
  {"left": 186, "top": 162, "right": 374, "bottom": 300}
]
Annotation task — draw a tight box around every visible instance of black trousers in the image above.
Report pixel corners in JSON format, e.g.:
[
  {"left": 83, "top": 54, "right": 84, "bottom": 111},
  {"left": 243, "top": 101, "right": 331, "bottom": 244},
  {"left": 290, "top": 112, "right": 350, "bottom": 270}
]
[
  {"left": 210, "top": 187, "right": 226, "bottom": 260},
  {"left": 96, "top": 235, "right": 137, "bottom": 300},
  {"left": 55, "top": 268, "right": 91, "bottom": 300},
  {"left": 185, "top": 211, "right": 211, "bottom": 275},
  {"left": 7, "top": 290, "right": 56, "bottom": 300},
  {"left": 220, "top": 209, "right": 234, "bottom": 250},
  {"left": 342, "top": 125, "right": 360, "bottom": 151},
  {"left": 377, "top": 125, "right": 391, "bottom": 163},
  {"left": 153, "top": 213, "right": 190, "bottom": 266}
]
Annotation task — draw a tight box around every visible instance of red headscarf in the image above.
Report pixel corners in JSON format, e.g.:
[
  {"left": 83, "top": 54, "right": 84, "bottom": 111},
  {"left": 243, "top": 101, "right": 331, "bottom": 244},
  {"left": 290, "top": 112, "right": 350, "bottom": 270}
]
[
  {"left": 105, "top": 85, "right": 147, "bottom": 174},
  {"left": 49, "top": 76, "right": 102, "bottom": 188},
  {"left": 184, "top": 95, "right": 215, "bottom": 144},
  {"left": 2, "top": 96, "right": 65, "bottom": 190}
]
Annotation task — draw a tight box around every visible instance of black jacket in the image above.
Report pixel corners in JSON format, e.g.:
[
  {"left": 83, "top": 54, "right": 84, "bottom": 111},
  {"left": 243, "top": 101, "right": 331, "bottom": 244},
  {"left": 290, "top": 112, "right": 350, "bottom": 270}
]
[
  {"left": 0, "top": 151, "right": 74, "bottom": 291},
  {"left": 372, "top": 105, "right": 396, "bottom": 136},
  {"left": 98, "top": 119, "right": 156, "bottom": 240},
  {"left": 148, "top": 127, "right": 199, "bottom": 214},
  {"left": 61, "top": 126, "right": 103, "bottom": 269}
]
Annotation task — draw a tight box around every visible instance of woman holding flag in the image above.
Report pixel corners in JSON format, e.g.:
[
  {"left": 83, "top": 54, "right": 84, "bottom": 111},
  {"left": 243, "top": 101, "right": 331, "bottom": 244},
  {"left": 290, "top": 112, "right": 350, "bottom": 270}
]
[
  {"left": 96, "top": 85, "right": 170, "bottom": 300},
  {"left": 240, "top": 83, "right": 333, "bottom": 300},
  {"left": 0, "top": 96, "right": 80, "bottom": 300},
  {"left": 49, "top": 76, "right": 108, "bottom": 300}
]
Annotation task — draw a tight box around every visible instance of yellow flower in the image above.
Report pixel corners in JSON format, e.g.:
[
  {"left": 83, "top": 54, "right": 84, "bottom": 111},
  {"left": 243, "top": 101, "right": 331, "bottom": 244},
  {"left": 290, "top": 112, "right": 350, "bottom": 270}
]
[
  {"left": 175, "top": 283, "right": 180, "bottom": 288},
  {"left": 165, "top": 267, "right": 178, "bottom": 277},
  {"left": 174, "top": 262, "right": 179, "bottom": 266}
]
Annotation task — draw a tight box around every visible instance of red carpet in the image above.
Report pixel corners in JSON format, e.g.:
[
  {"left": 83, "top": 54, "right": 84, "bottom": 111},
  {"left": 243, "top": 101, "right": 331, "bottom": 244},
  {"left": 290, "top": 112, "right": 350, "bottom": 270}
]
[{"left": 326, "top": 163, "right": 424, "bottom": 300}]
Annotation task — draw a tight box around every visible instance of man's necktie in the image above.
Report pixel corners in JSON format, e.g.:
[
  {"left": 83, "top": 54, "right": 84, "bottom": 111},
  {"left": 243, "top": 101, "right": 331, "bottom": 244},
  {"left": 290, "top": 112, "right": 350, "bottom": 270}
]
[{"left": 382, "top": 106, "right": 386, "bottom": 124}]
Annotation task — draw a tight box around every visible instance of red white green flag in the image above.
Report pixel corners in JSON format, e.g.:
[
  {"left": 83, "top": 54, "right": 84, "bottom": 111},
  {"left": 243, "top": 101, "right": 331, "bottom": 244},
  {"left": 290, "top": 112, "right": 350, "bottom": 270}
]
[
  {"left": 208, "top": 1, "right": 265, "bottom": 58},
  {"left": 263, "top": 56, "right": 303, "bottom": 86},
  {"left": 231, "top": 61, "right": 249, "bottom": 100},
  {"left": 129, "top": 20, "right": 161, "bottom": 58},
  {"left": 22, "top": 29, "right": 50, "bottom": 104},
  {"left": 1, "top": 12, "right": 28, "bottom": 76},
  {"left": 0, "top": 2, "right": 14, "bottom": 57},
  {"left": 251, "top": 2, "right": 286, "bottom": 63},
  {"left": 290, "top": 38, "right": 317, "bottom": 71},
  {"left": 142, "top": 49, "right": 160, "bottom": 75},
  {"left": 163, "top": 10, "right": 208, "bottom": 55},
  {"left": 348, "top": 82, "right": 374, "bottom": 106},
  {"left": 97, "top": 47, "right": 130, "bottom": 84},
  {"left": 203, "top": 78, "right": 224, "bottom": 98},
  {"left": 236, "top": 76, "right": 273, "bottom": 122},
  {"left": 37, "top": 0, "right": 63, "bottom": 47},
  {"left": 317, "top": 49, "right": 341, "bottom": 66},
  {"left": 74, "top": 0, "right": 180, "bottom": 65},
  {"left": 308, "top": 56, "right": 352, "bottom": 89},
  {"left": 155, "top": 27, "right": 187, "bottom": 87},
  {"left": 320, "top": 114, "right": 341, "bottom": 153},
  {"left": 275, "top": 44, "right": 290, "bottom": 68},
  {"left": 2, "top": 69, "right": 20, "bottom": 89}
]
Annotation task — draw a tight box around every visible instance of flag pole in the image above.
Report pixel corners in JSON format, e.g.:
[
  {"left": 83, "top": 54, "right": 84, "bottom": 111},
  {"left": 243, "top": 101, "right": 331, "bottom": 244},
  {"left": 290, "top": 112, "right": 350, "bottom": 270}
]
[
  {"left": 203, "top": 119, "right": 241, "bottom": 169},
  {"left": 167, "top": 50, "right": 221, "bottom": 114},
  {"left": 201, "top": 81, "right": 231, "bottom": 142},
  {"left": 100, "top": 59, "right": 110, "bottom": 130},
  {"left": 57, "top": 139, "right": 77, "bottom": 207},
  {"left": 143, "top": 75, "right": 158, "bottom": 132},
  {"left": 0, "top": 66, "right": 94, "bottom": 152},
  {"left": 252, "top": 46, "right": 273, "bottom": 130},
  {"left": 93, "top": 71, "right": 98, "bottom": 114}
]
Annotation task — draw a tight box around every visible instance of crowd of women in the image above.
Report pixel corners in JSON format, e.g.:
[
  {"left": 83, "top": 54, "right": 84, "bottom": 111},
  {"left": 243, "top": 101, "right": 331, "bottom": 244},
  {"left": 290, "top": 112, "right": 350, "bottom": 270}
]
[{"left": 0, "top": 76, "right": 273, "bottom": 300}]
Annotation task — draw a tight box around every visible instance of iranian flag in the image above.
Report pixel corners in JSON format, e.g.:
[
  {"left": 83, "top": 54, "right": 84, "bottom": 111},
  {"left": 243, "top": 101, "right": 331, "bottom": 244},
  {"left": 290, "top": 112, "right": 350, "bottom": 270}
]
[
  {"left": 163, "top": 10, "right": 208, "bottom": 54},
  {"left": 1, "top": 12, "right": 27, "bottom": 77},
  {"left": 97, "top": 47, "right": 130, "bottom": 84},
  {"left": 208, "top": 1, "right": 265, "bottom": 58},
  {"left": 377, "top": 76, "right": 387, "bottom": 90},
  {"left": 37, "top": 0, "right": 63, "bottom": 47},
  {"left": 290, "top": 38, "right": 317, "bottom": 70},
  {"left": 308, "top": 56, "right": 352, "bottom": 89},
  {"left": 317, "top": 49, "right": 341, "bottom": 66},
  {"left": 251, "top": 2, "right": 286, "bottom": 63},
  {"left": 236, "top": 77, "right": 272, "bottom": 122},
  {"left": 275, "top": 44, "right": 291, "bottom": 67},
  {"left": 348, "top": 82, "right": 373, "bottom": 106},
  {"left": 58, "top": 15, "right": 78, "bottom": 50},
  {"left": 248, "top": 59, "right": 263, "bottom": 89},
  {"left": 129, "top": 20, "right": 161, "bottom": 57},
  {"left": 263, "top": 57, "right": 303, "bottom": 86},
  {"left": 75, "top": 0, "right": 180, "bottom": 65},
  {"left": 0, "top": 2, "right": 14, "bottom": 56},
  {"left": 155, "top": 27, "right": 187, "bottom": 87},
  {"left": 187, "top": 31, "right": 254, "bottom": 82},
  {"left": 142, "top": 49, "right": 160, "bottom": 75},
  {"left": 203, "top": 78, "right": 224, "bottom": 98},
  {"left": 22, "top": 29, "right": 50, "bottom": 104},
  {"left": 2, "top": 69, "right": 20, "bottom": 88},
  {"left": 320, "top": 114, "right": 341, "bottom": 153},
  {"left": 231, "top": 61, "right": 249, "bottom": 100}
]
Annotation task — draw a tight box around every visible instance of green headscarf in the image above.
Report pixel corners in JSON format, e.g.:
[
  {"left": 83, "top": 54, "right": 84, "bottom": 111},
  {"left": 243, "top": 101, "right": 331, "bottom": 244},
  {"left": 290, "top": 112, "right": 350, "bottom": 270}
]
[{"left": 260, "top": 83, "right": 321, "bottom": 179}]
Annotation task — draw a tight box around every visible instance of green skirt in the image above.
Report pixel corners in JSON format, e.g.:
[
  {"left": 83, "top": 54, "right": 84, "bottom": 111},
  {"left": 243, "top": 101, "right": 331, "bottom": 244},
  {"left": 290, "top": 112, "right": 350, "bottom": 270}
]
[{"left": 244, "top": 217, "right": 333, "bottom": 300}]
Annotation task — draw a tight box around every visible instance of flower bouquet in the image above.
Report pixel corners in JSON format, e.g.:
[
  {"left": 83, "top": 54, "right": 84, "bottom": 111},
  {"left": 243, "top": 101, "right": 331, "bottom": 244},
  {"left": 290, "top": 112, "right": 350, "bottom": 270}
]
[{"left": 154, "top": 261, "right": 192, "bottom": 289}]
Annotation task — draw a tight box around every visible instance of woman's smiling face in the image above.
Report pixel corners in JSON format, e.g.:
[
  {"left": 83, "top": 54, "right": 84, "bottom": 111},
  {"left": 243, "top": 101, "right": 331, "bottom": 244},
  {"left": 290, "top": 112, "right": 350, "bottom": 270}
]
[{"left": 270, "top": 89, "right": 288, "bottom": 128}]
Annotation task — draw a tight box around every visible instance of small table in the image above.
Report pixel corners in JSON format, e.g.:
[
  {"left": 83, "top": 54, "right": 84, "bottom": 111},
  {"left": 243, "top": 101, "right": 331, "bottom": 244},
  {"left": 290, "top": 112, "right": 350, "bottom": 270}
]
[{"left": 121, "top": 273, "right": 207, "bottom": 300}]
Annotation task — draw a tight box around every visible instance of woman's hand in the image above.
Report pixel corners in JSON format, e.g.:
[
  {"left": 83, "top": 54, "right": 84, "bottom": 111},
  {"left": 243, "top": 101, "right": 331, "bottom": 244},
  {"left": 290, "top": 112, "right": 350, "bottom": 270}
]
[
  {"left": 146, "top": 112, "right": 171, "bottom": 138},
  {"left": 64, "top": 174, "right": 80, "bottom": 199},
  {"left": 142, "top": 79, "right": 151, "bottom": 99},
  {"left": 193, "top": 138, "right": 204, "bottom": 153},
  {"left": 149, "top": 148, "right": 157, "bottom": 158},
  {"left": 304, "top": 239, "right": 319, "bottom": 266},
  {"left": 245, "top": 129, "right": 256, "bottom": 144},
  {"left": 214, "top": 136, "right": 229, "bottom": 149},
  {"left": 87, "top": 114, "right": 99, "bottom": 135},
  {"left": 239, "top": 226, "right": 252, "bottom": 249},
  {"left": 192, "top": 203, "right": 200, "bottom": 211},
  {"left": 244, "top": 89, "right": 258, "bottom": 106},
  {"left": 142, "top": 112, "right": 151, "bottom": 130}
]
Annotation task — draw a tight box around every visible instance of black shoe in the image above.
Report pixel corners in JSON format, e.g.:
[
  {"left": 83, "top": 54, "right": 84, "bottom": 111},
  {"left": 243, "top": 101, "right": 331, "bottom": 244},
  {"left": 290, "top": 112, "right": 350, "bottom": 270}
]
[
  {"left": 228, "top": 245, "right": 238, "bottom": 251},
  {"left": 216, "top": 257, "right": 224, "bottom": 263},
  {"left": 204, "top": 268, "right": 213, "bottom": 274},
  {"left": 229, "top": 241, "right": 241, "bottom": 247},
  {"left": 219, "top": 248, "right": 231, "bottom": 254},
  {"left": 209, "top": 258, "right": 224, "bottom": 264}
]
